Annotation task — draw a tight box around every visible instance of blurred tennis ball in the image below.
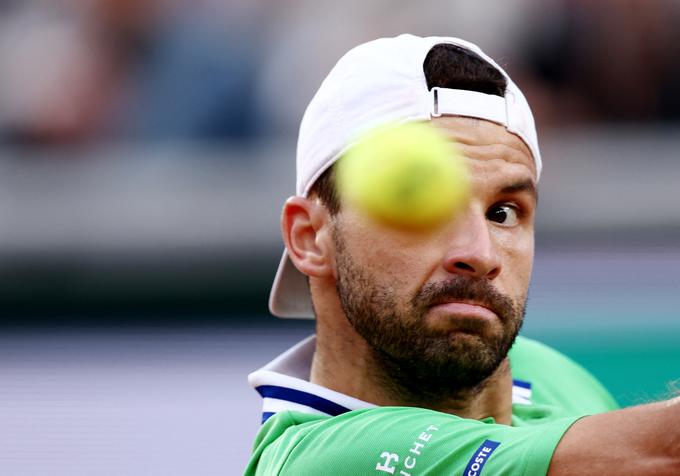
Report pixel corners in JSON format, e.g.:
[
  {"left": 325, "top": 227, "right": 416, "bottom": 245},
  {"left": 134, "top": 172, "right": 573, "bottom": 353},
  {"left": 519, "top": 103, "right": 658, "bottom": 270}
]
[{"left": 336, "top": 122, "right": 470, "bottom": 229}]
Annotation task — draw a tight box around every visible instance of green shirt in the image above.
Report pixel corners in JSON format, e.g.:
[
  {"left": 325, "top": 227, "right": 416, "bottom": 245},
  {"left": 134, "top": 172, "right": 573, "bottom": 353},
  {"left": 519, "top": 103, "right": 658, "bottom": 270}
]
[{"left": 246, "top": 336, "right": 617, "bottom": 475}]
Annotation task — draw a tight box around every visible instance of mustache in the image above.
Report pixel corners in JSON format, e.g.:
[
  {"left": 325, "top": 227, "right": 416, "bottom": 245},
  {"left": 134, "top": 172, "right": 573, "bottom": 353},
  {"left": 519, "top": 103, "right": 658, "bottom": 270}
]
[{"left": 412, "top": 276, "right": 516, "bottom": 319}]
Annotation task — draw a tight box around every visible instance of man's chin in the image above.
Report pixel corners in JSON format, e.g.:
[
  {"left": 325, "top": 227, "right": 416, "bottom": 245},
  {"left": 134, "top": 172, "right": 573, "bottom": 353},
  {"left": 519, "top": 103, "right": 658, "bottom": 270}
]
[
  {"left": 445, "top": 330, "right": 489, "bottom": 350},
  {"left": 438, "top": 337, "right": 499, "bottom": 368}
]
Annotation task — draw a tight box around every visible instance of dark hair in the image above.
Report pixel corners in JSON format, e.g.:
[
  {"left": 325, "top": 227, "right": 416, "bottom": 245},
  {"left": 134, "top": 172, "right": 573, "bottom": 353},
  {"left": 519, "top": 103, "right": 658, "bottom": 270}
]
[
  {"left": 309, "top": 164, "right": 340, "bottom": 215},
  {"left": 309, "top": 43, "right": 507, "bottom": 214},
  {"left": 423, "top": 44, "right": 506, "bottom": 96}
]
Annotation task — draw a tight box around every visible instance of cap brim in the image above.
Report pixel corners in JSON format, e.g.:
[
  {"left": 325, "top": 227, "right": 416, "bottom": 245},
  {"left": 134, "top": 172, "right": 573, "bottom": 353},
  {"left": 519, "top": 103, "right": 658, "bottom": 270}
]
[{"left": 269, "top": 250, "right": 315, "bottom": 318}]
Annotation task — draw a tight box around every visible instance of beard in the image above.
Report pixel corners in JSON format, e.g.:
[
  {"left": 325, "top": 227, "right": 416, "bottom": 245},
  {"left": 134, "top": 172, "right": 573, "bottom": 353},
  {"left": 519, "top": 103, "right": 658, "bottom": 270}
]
[{"left": 334, "top": 231, "right": 525, "bottom": 406}]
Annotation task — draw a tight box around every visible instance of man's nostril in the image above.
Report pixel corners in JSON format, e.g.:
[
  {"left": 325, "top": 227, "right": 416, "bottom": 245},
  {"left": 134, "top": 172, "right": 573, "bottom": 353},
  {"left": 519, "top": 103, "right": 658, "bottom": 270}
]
[{"left": 454, "top": 262, "right": 476, "bottom": 273}]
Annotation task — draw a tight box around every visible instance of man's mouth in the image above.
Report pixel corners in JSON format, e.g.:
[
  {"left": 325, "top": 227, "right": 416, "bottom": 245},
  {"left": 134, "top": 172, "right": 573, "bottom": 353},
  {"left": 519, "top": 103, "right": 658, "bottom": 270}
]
[{"left": 429, "top": 300, "right": 498, "bottom": 320}]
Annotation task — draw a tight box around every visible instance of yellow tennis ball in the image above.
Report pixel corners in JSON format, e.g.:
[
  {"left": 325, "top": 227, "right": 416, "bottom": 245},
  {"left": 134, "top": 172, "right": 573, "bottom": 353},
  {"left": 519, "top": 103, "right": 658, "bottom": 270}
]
[{"left": 336, "top": 122, "right": 470, "bottom": 229}]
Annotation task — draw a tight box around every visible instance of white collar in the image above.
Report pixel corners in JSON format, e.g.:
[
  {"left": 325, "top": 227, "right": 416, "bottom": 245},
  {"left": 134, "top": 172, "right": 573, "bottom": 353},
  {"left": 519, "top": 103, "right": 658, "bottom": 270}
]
[{"left": 248, "top": 335, "right": 532, "bottom": 424}]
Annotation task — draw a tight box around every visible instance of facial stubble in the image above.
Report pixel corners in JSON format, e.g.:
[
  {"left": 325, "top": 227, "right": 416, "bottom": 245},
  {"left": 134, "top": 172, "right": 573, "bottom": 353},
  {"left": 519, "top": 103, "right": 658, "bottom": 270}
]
[{"left": 333, "top": 228, "right": 526, "bottom": 407}]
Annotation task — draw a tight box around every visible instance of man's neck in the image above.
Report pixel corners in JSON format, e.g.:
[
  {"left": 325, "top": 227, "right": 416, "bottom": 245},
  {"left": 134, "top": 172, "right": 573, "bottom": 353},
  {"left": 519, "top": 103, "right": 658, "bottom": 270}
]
[{"left": 310, "top": 319, "right": 514, "bottom": 425}]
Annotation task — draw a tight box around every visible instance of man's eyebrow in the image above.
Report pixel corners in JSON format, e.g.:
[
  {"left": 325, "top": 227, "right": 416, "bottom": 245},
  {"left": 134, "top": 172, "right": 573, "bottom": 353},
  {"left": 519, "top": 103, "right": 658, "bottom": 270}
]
[{"left": 499, "top": 180, "right": 538, "bottom": 203}]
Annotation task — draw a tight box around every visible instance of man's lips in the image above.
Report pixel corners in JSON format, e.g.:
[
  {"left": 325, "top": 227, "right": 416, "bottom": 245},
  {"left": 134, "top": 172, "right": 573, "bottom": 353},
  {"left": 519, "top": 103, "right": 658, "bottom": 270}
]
[{"left": 427, "top": 301, "right": 498, "bottom": 321}]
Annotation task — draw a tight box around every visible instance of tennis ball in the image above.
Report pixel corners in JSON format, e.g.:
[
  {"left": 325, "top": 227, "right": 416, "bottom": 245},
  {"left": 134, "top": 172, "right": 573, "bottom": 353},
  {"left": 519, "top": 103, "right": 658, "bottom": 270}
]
[{"left": 336, "top": 122, "right": 470, "bottom": 229}]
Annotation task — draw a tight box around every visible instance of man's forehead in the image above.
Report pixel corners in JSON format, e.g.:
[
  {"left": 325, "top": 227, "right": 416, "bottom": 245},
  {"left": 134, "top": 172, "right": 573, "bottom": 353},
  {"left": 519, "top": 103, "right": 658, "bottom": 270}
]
[{"left": 432, "top": 116, "right": 537, "bottom": 179}]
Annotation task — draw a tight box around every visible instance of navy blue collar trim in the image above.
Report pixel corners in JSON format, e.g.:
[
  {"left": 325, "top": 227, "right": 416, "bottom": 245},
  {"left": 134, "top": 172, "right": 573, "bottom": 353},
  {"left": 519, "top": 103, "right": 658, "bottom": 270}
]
[
  {"left": 261, "top": 412, "right": 275, "bottom": 424},
  {"left": 256, "top": 385, "right": 352, "bottom": 423}
]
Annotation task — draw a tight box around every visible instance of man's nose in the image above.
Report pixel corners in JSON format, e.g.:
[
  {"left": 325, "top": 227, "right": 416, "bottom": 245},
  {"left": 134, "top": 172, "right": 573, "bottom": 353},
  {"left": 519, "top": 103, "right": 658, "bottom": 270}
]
[{"left": 442, "top": 211, "right": 501, "bottom": 280}]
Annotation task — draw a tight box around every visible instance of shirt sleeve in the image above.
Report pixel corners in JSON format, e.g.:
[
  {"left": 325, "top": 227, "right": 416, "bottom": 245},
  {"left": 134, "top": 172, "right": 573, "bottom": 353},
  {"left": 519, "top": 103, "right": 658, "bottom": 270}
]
[
  {"left": 269, "top": 407, "right": 581, "bottom": 476},
  {"left": 509, "top": 337, "right": 619, "bottom": 414}
]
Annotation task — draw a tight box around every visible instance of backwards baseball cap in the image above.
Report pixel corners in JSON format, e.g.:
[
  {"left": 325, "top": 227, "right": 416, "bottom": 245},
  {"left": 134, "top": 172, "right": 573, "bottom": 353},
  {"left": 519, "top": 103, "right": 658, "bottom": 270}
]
[{"left": 270, "top": 34, "right": 542, "bottom": 319}]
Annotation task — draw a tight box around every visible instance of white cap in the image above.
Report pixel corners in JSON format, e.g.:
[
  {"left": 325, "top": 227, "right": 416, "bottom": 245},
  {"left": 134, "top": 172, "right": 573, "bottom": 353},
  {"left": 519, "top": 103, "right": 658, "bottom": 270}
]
[{"left": 270, "top": 34, "right": 542, "bottom": 319}]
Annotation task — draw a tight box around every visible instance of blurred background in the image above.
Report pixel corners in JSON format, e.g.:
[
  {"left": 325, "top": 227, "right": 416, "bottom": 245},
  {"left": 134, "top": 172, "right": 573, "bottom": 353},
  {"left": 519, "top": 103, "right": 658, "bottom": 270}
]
[{"left": 1, "top": 0, "right": 679, "bottom": 474}]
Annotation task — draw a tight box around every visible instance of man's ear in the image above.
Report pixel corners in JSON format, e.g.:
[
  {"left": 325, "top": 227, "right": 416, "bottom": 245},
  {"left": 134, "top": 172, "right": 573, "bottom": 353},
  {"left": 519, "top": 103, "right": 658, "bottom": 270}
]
[{"left": 281, "top": 196, "right": 335, "bottom": 278}]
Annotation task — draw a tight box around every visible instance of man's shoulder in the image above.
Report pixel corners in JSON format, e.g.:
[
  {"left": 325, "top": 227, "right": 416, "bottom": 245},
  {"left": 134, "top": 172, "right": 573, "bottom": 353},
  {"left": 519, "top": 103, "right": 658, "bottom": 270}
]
[
  {"left": 245, "top": 406, "right": 579, "bottom": 476},
  {"left": 509, "top": 335, "right": 619, "bottom": 414}
]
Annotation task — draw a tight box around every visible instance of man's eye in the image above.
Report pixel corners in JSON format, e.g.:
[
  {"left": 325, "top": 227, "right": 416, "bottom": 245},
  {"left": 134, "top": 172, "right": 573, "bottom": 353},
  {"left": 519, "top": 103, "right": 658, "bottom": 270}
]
[{"left": 487, "top": 204, "right": 519, "bottom": 226}]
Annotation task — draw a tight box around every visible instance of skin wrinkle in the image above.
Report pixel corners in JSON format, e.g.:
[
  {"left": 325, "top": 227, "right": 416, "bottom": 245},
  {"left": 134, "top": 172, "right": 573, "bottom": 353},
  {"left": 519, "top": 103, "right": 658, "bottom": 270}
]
[
  {"left": 460, "top": 144, "right": 533, "bottom": 169},
  {"left": 435, "top": 117, "right": 535, "bottom": 174},
  {"left": 436, "top": 116, "right": 531, "bottom": 154}
]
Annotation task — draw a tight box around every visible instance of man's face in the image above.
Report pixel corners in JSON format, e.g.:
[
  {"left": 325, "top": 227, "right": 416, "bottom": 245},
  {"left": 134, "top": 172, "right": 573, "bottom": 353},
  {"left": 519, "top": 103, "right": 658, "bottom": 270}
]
[{"left": 332, "top": 117, "right": 538, "bottom": 404}]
